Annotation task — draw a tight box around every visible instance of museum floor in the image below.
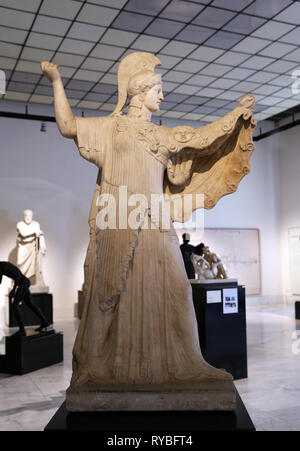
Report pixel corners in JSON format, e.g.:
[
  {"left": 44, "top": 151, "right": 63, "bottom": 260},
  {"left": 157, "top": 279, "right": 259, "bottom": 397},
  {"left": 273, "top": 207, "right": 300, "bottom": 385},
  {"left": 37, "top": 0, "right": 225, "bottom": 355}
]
[{"left": 0, "top": 303, "right": 299, "bottom": 431}]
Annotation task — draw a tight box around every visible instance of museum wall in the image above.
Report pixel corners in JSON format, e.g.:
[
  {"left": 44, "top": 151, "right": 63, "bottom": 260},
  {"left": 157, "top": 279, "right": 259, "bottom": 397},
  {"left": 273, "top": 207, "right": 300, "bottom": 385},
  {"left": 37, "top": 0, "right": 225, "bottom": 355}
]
[
  {"left": 0, "top": 116, "right": 96, "bottom": 323},
  {"left": 277, "top": 124, "right": 300, "bottom": 300},
  {"left": 0, "top": 106, "right": 283, "bottom": 324}
]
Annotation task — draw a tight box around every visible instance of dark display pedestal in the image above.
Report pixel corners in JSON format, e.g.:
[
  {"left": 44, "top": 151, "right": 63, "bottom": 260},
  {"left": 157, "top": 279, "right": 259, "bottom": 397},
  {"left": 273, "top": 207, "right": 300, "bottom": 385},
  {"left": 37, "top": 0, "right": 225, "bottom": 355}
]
[
  {"left": 0, "top": 330, "right": 63, "bottom": 375},
  {"left": 44, "top": 390, "right": 255, "bottom": 431},
  {"left": 191, "top": 280, "right": 247, "bottom": 380},
  {"left": 296, "top": 301, "right": 300, "bottom": 320},
  {"left": 9, "top": 292, "right": 53, "bottom": 327},
  {"left": 76, "top": 290, "right": 84, "bottom": 319}
]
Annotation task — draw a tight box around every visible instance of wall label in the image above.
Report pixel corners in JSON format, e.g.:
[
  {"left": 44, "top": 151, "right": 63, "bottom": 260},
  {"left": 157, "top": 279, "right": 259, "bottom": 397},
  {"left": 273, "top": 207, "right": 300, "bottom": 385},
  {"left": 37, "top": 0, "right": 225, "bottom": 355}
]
[{"left": 206, "top": 290, "right": 222, "bottom": 304}]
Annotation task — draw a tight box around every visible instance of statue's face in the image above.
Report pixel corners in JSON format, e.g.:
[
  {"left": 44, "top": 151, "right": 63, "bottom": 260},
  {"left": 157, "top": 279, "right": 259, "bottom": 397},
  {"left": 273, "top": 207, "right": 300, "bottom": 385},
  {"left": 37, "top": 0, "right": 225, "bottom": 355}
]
[
  {"left": 24, "top": 210, "right": 33, "bottom": 225},
  {"left": 144, "top": 84, "right": 164, "bottom": 113}
]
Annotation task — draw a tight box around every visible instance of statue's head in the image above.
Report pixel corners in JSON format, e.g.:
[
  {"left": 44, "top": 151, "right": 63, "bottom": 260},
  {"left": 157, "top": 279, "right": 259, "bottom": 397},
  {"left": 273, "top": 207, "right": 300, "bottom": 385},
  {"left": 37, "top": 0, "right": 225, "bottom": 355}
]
[
  {"left": 127, "top": 70, "right": 163, "bottom": 113},
  {"left": 182, "top": 233, "right": 190, "bottom": 243},
  {"left": 23, "top": 209, "right": 33, "bottom": 225},
  {"left": 112, "top": 52, "right": 162, "bottom": 116}
]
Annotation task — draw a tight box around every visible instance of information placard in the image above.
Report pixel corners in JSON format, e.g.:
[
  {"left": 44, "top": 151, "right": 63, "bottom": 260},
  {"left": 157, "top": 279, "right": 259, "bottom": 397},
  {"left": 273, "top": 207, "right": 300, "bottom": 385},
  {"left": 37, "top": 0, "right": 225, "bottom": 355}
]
[
  {"left": 206, "top": 290, "right": 222, "bottom": 304},
  {"left": 223, "top": 287, "right": 238, "bottom": 314},
  {"left": 0, "top": 334, "right": 5, "bottom": 355}
]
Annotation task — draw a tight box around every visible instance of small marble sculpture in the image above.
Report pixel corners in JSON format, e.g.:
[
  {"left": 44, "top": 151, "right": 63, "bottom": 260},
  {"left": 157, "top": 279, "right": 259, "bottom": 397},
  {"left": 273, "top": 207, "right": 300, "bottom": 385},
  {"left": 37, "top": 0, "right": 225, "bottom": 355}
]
[
  {"left": 191, "top": 245, "right": 228, "bottom": 280},
  {"left": 41, "top": 51, "right": 255, "bottom": 412},
  {"left": 191, "top": 253, "right": 216, "bottom": 280},
  {"left": 203, "top": 245, "right": 228, "bottom": 279},
  {"left": 16, "top": 210, "right": 48, "bottom": 293},
  {"left": 0, "top": 261, "right": 49, "bottom": 336}
]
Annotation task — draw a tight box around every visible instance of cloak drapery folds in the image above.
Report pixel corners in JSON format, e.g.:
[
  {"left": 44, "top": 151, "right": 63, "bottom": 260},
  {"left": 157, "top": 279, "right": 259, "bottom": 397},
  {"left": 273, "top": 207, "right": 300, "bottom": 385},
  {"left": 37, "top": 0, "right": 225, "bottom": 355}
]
[
  {"left": 164, "top": 94, "right": 256, "bottom": 222},
  {"left": 75, "top": 116, "right": 156, "bottom": 315}
]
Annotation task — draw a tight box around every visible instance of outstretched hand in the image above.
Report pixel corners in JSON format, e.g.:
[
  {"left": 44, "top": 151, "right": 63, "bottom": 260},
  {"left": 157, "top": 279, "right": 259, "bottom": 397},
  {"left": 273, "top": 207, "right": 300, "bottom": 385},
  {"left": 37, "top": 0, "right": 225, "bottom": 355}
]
[{"left": 41, "top": 61, "right": 61, "bottom": 82}]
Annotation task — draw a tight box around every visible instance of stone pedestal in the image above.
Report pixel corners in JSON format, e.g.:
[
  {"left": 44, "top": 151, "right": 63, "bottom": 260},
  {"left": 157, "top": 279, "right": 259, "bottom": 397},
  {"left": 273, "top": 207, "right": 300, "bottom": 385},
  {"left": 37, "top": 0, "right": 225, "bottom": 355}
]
[
  {"left": 45, "top": 390, "right": 255, "bottom": 432},
  {"left": 30, "top": 285, "right": 49, "bottom": 294},
  {"left": 191, "top": 280, "right": 247, "bottom": 380},
  {"left": 295, "top": 301, "right": 300, "bottom": 320},
  {"left": 190, "top": 278, "right": 238, "bottom": 284},
  {"left": 0, "top": 330, "right": 63, "bottom": 375},
  {"left": 66, "top": 380, "right": 236, "bottom": 412}
]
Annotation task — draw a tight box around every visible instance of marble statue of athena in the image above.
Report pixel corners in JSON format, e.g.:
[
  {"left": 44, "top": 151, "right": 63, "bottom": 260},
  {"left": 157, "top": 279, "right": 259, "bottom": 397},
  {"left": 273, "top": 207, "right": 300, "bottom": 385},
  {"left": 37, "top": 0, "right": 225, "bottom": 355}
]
[
  {"left": 41, "top": 52, "right": 256, "bottom": 411},
  {"left": 16, "top": 209, "right": 47, "bottom": 290}
]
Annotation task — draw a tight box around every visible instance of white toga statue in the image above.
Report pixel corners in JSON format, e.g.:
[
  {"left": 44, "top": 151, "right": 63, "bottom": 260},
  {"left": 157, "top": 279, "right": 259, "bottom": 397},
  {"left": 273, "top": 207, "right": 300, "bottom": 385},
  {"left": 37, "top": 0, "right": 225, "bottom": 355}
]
[{"left": 16, "top": 209, "right": 48, "bottom": 292}]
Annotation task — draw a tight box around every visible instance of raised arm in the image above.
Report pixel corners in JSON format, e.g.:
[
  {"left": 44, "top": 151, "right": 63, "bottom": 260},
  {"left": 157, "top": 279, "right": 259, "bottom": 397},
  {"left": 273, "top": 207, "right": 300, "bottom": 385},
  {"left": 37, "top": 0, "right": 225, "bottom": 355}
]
[{"left": 41, "top": 61, "right": 76, "bottom": 139}]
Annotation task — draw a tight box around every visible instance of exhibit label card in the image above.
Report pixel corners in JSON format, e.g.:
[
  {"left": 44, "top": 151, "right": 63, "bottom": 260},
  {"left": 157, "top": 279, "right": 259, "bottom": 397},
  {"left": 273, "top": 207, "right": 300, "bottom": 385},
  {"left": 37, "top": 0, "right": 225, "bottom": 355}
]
[
  {"left": 223, "top": 287, "right": 238, "bottom": 314},
  {"left": 206, "top": 290, "right": 222, "bottom": 304}
]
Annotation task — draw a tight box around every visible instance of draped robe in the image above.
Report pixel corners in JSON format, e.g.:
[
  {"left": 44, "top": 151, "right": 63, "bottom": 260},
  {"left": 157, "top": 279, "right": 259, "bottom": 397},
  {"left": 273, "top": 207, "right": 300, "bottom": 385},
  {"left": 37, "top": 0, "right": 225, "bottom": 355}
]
[
  {"left": 17, "top": 220, "right": 45, "bottom": 282},
  {"left": 69, "top": 103, "right": 255, "bottom": 389}
]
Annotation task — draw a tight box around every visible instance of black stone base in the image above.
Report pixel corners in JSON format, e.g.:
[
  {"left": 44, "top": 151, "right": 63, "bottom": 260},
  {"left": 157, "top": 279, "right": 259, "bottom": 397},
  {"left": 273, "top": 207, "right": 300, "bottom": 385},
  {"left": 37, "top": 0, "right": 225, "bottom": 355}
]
[
  {"left": 76, "top": 290, "right": 84, "bottom": 319},
  {"left": 192, "top": 281, "right": 248, "bottom": 380},
  {"left": 296, "top": 301, "right": 300, "bottom": 320},
  {"left": 45, "top": 390, "right": 255, "bottom": 432},
  {"left": 0, "top": 330, "right": 63, "bottom": 375},
  {"left": 9, "top": 292, "right": 53, "bottom": 327}
]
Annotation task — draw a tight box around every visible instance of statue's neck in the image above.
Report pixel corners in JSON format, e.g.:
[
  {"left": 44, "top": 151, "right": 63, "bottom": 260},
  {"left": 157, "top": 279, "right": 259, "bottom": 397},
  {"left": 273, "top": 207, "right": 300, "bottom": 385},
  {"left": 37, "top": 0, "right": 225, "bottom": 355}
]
[{"left": 128, "top": 104, "right": 152, "bottom": 122}]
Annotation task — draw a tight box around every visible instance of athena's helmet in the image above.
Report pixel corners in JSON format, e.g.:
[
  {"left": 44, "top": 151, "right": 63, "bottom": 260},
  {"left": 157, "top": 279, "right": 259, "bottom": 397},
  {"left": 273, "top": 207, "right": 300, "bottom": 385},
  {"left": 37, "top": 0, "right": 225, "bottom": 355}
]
[{"left": 111, "top": 52, "right": 162, "bottom": 115}]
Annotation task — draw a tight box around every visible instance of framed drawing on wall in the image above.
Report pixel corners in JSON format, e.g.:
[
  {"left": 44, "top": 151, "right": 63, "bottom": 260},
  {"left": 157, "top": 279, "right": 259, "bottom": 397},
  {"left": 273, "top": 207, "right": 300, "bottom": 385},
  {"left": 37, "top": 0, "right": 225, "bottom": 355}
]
[{"left": 175, "top": 227, "right": 261, "bottom": 296}]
